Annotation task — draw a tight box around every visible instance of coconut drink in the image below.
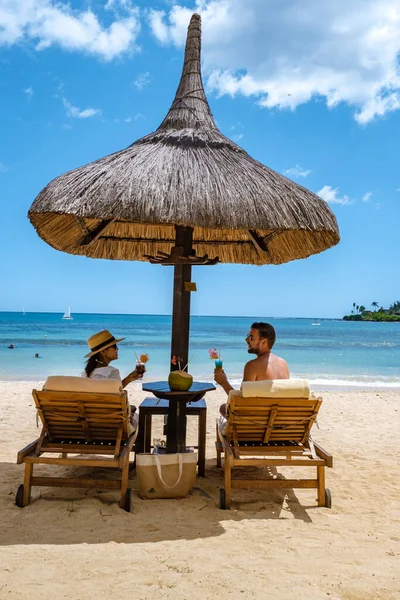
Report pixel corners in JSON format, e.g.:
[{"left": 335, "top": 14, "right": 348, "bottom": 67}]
[
  {"left": 169, "top": 355, "right": 193, "bottom": 391},
  {"left": 168, "top": 370, "right": 193, "bottom": 391}
]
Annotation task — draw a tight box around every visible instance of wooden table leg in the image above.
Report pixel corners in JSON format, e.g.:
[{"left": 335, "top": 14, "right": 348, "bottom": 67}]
[
  {"left": 136, "top": 409, "right": 146, "bottom": 454},
  {"left": 144, "top": 412, "right": 152, "bottom": 453},
  {"left": 197, "top": 409, "right": 207, "bottom": 476},
  {"left": 166, "top": 399, "right": 187, "bottom": 453}
]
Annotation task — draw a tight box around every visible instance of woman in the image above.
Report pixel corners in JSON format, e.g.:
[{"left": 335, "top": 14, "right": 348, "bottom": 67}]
[
  {"left": 83, "top": 329, "right": 145, "bottom": 384},
  {"left": 82, "top": 329, "right": 145, "bottom": 432}
]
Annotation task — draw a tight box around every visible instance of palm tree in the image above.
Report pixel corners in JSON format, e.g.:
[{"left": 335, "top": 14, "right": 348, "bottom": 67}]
[
  {"left": 371, "top": 302, "right": 379, "bottom": 312},
  {"left": 359, "top": 305, "right": 366, "bottom": 313},
  {"left": 356, "top": 305, "right": 359, "bottom": 313}
]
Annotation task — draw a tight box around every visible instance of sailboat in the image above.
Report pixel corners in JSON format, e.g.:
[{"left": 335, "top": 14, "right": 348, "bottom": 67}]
[
  {"left": 62, "top": 305, "right": 73, "bottom": 320},
  {"left": 22, "top": 308, "right": 27, "bottom": 315}
]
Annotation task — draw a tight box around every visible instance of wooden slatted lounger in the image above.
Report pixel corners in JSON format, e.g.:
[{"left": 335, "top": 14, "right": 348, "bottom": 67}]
[
  {"left": 16, "top": 376, "right": 136, "bottom": 512},
  {"left": 216, "top": 385, "right": 333, "bottom": 510}
]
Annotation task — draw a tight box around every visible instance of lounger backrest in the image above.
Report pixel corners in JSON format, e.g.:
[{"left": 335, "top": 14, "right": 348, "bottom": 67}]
[
  {"left": 227, "top": 394, "right": 322, "bottom": 444},
  {"left": 33, "top": 377, "right": 130, "bottom": 441}
]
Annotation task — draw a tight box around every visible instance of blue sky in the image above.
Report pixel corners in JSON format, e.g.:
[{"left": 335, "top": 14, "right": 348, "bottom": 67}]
[{"left": 1, "top": 0, "right": 399, "bottom": 318}]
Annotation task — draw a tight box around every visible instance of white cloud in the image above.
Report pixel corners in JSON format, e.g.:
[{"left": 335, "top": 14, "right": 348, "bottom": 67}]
[
  {"left": 105, "top": 0, "right": 136, "bottom": 14},
  {"left": 396, "top": 188, "right": 400, "bottom": 192},
  {"left": 284, "top": 165, "right": 311, "bottom": 179},
  {"left": 0, "top": 162, "right": 8, "bottom": 172},
  {"left": 228, "top": 121, "right": 243, "bottom": 141},
  {"left": 24, "top": 86, "right": 33, "bottom": 98},
  {"left": 362, "top": 191, "right": 372, "bottom": 202},
  {"left": 134, "top": 71, "right": 150, "bottom": 90},
  {"left": 355, "top": 92, "right": 400, "bottom": 125},
  {"left": 62, "top": 97, "right": 101, "bottom": 119},
  {"left": 0, "top": 0, "right": 140, "bottom": 61},
  {"left": 148, "top": 10, "right": 170, "bottom": 44},
  {"left": 229, "top": 122, "right": 243, "bottom": 130},
  {"left": 317, "top": 185, "right": 352, "bottom": 205},
  {"left": 149, "top": 0, "right": 400, "bottom": 124}
]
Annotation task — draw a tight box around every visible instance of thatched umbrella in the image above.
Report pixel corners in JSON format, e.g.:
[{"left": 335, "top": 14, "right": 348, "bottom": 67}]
[{"left": 29, "top": 13, "right": 339, "bottom": 374}]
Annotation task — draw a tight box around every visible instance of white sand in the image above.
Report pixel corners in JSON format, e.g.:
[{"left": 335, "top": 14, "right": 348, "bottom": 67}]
[{"left": 0, "top": 381, "right": 399, "bottom": 599}]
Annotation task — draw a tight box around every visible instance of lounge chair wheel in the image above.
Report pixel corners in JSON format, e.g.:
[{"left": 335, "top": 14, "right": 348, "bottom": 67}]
[
  {"left": 325, "top": 488, "right": 332, "bottom": 508},
  {"left": 123, "top": 488, "right": 131, "bottom": 512},
  {"left": 219, "top": 488, "right": 226, "bottom": 510},
  {"left": 15, "top": 484, "right": 25, "bottom": 508}
]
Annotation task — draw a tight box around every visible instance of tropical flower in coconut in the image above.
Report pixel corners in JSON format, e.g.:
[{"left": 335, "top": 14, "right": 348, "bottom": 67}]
[{"left": 171, "top": 355, "right": 184, "bottom": 369}]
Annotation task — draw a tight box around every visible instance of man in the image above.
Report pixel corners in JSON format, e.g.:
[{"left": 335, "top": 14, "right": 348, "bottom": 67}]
[{"left": 215, "top": 322, "right": 289, "bottom": 415}]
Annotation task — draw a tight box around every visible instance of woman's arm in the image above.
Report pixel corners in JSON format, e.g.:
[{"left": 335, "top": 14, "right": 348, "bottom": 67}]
[{"left": 122, "top": 368, "right": 145, "bottom": 388}]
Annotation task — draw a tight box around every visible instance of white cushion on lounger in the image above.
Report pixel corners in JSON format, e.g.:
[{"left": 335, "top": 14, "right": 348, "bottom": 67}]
[
  {"left": 227, "top": 389, "right": 242, "bottom": 402},
  {"left": 43, "top": 376, "right": 122, "bottom": 393},
  {"left": 219, "top": 381, "right": 311, "bottom": 438},
  {"left": 240, "top": 379, "right": 310, "bottom": 399}
]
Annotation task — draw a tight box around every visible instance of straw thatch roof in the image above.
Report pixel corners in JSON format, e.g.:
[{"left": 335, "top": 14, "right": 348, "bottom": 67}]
[{"left": 28, "top": 13, "right": 339, "bottom": 266}]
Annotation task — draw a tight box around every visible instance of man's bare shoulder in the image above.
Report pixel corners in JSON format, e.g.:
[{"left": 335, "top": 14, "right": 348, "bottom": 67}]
[
  {"left": 243, "top": 357, "right": 260, "bottom": 380},
  {"left": 269, "top": 353, "right": 290, "bottom": 377},
  {"left": 245, "top": 357, "right": 259, "bottom": 368},
  {"left": 270, "top": 353, "right": 288, "bottom": 365}
]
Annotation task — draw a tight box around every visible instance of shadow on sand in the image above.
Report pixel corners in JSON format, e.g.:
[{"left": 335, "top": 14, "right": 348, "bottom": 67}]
[{"left": 1, "top": 459, "right": 318, "bottom": 546}]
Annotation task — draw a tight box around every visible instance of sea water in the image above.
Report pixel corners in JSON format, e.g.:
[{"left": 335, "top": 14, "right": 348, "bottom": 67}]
[{"left": 1, "top": 312, "right": 399, "bottom": 389}]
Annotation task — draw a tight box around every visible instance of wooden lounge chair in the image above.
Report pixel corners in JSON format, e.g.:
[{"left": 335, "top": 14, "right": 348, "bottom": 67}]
[
  {"left": 216, "top": 380, "right": 333, "bottom": 510},
  {"left": 16, "top": 376, "right": 136, "bottom": 511}
]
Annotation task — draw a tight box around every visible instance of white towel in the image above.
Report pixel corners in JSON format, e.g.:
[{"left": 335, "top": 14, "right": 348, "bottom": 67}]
[
  {"left": 43, "top": 375, "right": 122, "bottom": 394},
  {"left": 241, "top": 379, "right": 310, "bottom": 399}
]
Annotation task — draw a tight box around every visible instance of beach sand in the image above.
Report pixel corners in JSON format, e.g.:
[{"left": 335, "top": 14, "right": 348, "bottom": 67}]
[{"left": 0, "top": 381, "right": 399, "bottom": 599}]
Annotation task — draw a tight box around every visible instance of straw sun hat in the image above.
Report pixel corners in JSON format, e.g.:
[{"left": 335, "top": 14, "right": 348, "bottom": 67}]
[{"left": 85, "top": 330, "right": 125, "bottom": 358}]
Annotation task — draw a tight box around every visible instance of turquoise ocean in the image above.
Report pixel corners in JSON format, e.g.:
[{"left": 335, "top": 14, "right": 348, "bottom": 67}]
[{"left": 1, "top": 312, "right": 399, "bottom": 390}]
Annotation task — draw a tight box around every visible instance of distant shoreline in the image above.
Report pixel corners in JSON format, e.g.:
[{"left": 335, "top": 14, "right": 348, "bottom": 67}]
[
  {"left": 343, "top": 302, "right": 400, "bottom": 322},
  {"left": 343, "top": 315, "right": 400, "bottom": 322}
]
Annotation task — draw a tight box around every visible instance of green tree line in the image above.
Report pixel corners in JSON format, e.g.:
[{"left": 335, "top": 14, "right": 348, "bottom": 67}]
[{"left": 343, "top": 301, "right": 400, "bottom": 322}]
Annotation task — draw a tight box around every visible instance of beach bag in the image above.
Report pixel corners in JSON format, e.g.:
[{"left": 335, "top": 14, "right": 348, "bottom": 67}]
[{"left": 136, "top": 452, "right": 197, "bottom": 499}]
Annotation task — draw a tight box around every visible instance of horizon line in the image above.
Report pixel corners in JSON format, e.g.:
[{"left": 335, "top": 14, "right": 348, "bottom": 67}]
[{"left": 0, "top": 310, "right": 342, "bottom": 320}]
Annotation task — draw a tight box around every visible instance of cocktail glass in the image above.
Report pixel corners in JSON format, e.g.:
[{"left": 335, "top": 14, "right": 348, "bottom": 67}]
[
  {"left": 135, "top": 360, "right": 146, "bottom": 376},
  {"left": 215, "top": 359, "right": 223, "bottom": 369}
]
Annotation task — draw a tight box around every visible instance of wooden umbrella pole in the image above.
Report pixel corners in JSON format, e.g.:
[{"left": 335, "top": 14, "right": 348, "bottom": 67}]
[
  {"left": 170, "top": 225, "right": 193, "bottom": 370},
  {"left": 167, "top": 225, "right": 193, "bottom": 453}
]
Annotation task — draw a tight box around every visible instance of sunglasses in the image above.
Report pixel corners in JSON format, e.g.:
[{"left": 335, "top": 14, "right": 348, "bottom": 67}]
[{"left": 245, "top": 334, "right": 261, "bottom": 341}]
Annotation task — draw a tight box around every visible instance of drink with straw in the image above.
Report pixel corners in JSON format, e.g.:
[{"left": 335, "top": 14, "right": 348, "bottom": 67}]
[
  {"left": 135, "top": 352, "right": 149, "bottom": 376},
  {"left": 209, "top": 348, "right": 223, "bottom": 369}
]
